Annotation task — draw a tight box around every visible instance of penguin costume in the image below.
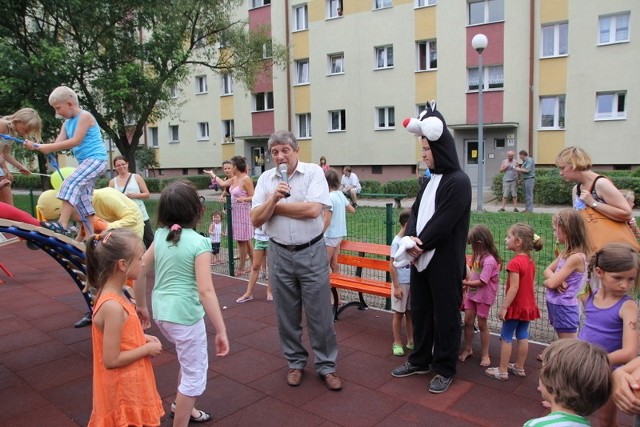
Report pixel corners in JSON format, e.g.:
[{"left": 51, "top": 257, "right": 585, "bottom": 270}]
[{"left": 395, "top": 101, "right": 471, "bottom": 392}]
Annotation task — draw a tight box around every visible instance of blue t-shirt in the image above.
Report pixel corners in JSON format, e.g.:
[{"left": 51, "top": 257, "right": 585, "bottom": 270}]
[
  {"left": 391, "top": 235, "right": 411, "bottom": 284},
  {"left": 326, "top": 190, "right": 350, "bottom": 238},
  {"left": 64, "top": 111, "right": 108, "bottom": 162},
  {"left": 152, "top": 228, "right": 212, "bottom": 325}
]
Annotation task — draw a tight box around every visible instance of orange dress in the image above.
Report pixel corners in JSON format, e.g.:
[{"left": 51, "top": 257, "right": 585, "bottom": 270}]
[{"left": 89, "top": 292, "right": 164, "bottom": 427}]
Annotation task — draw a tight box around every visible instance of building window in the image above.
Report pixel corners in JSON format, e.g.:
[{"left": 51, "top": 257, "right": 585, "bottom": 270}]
[
  {"left": 328, "top": 53, "right": 344, "bottom": 75},
  {"left": 254, "top": 92, "right": 274, "bottom": 111},
  {"left": 297, "top": 113, "right": 312, "bottom": 139},
  {"left": 416, "top": 104, "right": 428, "bottom": 116},
  {"left": 374, "top": 0, "right": 392, "bottom": 10},
  {"left": 169, "top": 125, "right": 179, "bottom": 142},
  {"left": 375, "top": 45, "right": 394, "bottom": 69},
  {"left": 149, "top": 127, "right": 159, "bottom": 147},
  {"left": 541, "top": 22, "right": 568, "bottom": 58},
  {"left": 371, "top": 165, "right": 383, "bottom": 174},
  {"left": 250, "top": 0, "right": 271, "bottom": 9},
  {"left": 468, "top": 0, "right": 504, "bottom": 26},
  {"left": 595, "top": 91, "right": 626, "bottom": 120},
  {"left": 170, "top": 85, "right": 178, "bottom": 99},
  {"left": 293, "top": 4, "right": 308, "bottom": 31},
  {"left": 468, "top": 65, "right": 504, "bottom": 91},
  {"left": 417, "top": 40, "right": 437, "bottom": 71},
  {"left": 222, "top": 120, "right": 235, "bottom": 143},
  {"left": 329, "top": 110, "right": 346, "bottom": 131},
  {"left": 295, "top": 59, "right": 309, "bottom": 85},
  {"left": 494, "top": 138, "right": 505, "bottom": 149},
  {"left": 327, "top": 0, "right": 342, "bottom": 19},
  {"left": 539, "top": 96, "right": 566, "bottom": 129},
  {"left": 375, "top": 107, "right": 395, "bottom": 129},
  {"left": 599, "top": 12, "right": 630, "bottom": 45},
  {"left": 195, "top": 75, "right": 208, "bottom": 94},
  {"left": 221, "top": 74, "right": 233, "bottom": 95},
  {"left": 416, "top": 0, "right": 437, "bottom": 7},
  {"left": 196, "top": 122, "right": 209, "bottom": 141},
  {"left": 262, "top": 42, "right": 272, "bottom": 59}
]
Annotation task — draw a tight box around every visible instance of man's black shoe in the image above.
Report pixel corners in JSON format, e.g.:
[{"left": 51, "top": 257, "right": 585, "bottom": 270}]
[{"left": 74, "top": 312, "right": 92, "bottom": 328}]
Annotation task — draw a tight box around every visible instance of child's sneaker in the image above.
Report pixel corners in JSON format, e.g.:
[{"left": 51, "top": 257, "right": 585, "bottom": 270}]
[
  {"left": 484, "top": 367, "right": 508, "bottom": 381},
  {"left": 40, "top": 221, "right": 76, "bottom": 238},
  {"left": 392, "top": 344, "right": 405, "bottom": 356}
]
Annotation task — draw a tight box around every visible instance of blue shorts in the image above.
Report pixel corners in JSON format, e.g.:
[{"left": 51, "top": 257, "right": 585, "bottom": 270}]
[
  {"left": 500, "top": 319, "right": 530, "bottom": 343},
  {"left": 546, "top": 302, "right": 579, "bottom": 333},
  {"left": 210, "top": 242, "right": 220, "bottom": 254}
]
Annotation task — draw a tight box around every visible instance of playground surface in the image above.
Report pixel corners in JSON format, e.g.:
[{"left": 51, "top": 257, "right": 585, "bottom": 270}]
[{"left": 0, "top": 240, "right": 635, "bottom": 426}]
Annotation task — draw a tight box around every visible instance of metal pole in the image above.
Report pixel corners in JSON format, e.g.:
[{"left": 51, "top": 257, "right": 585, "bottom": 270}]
[{"left": 477, "top": 50, "right": 485, "bottom": 212}]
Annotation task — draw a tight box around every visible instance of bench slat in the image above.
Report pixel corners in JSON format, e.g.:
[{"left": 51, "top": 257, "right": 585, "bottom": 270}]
[
  {"left": 336, "top": 253, "right": 390, "bottom": 272},
  {"left": 339, "top": 240, "right": 390, "bottom": 257},
  {"left": 330, "top": 275, "right": 391, "bottom": 298}
]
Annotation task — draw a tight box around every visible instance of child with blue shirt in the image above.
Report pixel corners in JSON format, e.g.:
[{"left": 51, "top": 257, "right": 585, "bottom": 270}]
[
  {"left": 323, "top": 168, "right": 355, "bottom": 273},
  {"left": 25, "top": 86, "right": 107, "bottom": 236},
  {"left": 390, "top": 210, "right": 414, "bottom": 356}
]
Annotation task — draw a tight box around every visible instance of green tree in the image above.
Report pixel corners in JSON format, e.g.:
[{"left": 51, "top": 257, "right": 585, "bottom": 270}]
[{"left": 0, "top": 0, "right": 287, "bottom": 172}]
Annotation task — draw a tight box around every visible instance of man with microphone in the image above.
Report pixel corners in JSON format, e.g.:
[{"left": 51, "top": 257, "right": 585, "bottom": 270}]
[{"left": 251, "top": 130, "right": 342, "bottom": 391}]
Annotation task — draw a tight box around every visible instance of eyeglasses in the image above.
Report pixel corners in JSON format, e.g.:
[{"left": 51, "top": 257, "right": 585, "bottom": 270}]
[{"left": 421, "top": 147, "right": 431, "bottom": 152}]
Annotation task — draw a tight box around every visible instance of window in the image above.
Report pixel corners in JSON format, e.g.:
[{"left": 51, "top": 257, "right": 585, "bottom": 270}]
[
  {"left": 297, "top": 113, "right": 312, "bottom": 138},
  {"left": 468, "top": 0, "right": 504, "bottom": 25},
  {"left": 254, "top": 92, "right": 274, "bottom": 111},
  {"left": 197, "top": 122, "right": 210, "bottom": 140},
  {"left": 251, "top": 0, "right": 270, "bottom": 8},
  {"left": 169, "top": 125, "right": 179, "bottom": 142},
  {"left": 170, "top": 86, "right": 178, "bottom": 99},
  {"left": 416, "top": 0, "right": 437, "bottom": 7},
  {"left": 375, "top": 107, "right": 395, "bottom": 129},
  {"left": 416, "top": 104, "right": 428, "bottom": 116},
  {"left": 375, "top": 0, "right": 392, "bottom": 10},
  {"left": 328, "top": 53, "right": 344, "bottom": 74},
  {"left": 599, "top": 12, "right": 630, "bottom": 45},
  {"left": 541, "top": 23, "right": 568, "bottom": 57},
  {"left": 295, "top": 59, "right": 309, "bottom": 84},
  {"left": 494, "top": 138, "right": 505, "bottom": 148},
  {"left": 327, "top": 0, "right": 342, "bottom": 18},
  {"left": 329, "top": 110, "right": 346, "bottom": 131},
  {"left": 375, "top": 45, "right": 394, "bottom": 69},
  {"left": 221, "top": 74, "right": 233, "bottom": 95},
  {"left": 293, "top": 4, "right": 308, "bottom": 31},
  {"left": 539, "top": 96, "right": 566, "bottom": 129},
  {"left": 417, "top": 40, "right": 437, "bottom": 71},
  {"left": 149, "top": 127, "right": 159, "bottom": 147},
  {"left": 222, "top": 120, "right": 235, "bottom": 143},
  {"left": 195, "top": 75, "right": 208, "bottom": 94},
  {"left": 262, "top": 42, "right": 272, "bottom": 59},
  {"left": 595, "top": 91, "right": 626, "bottom": 120},
  {"left": 468, "top": 65, "right": 504, "bottom": 91}
]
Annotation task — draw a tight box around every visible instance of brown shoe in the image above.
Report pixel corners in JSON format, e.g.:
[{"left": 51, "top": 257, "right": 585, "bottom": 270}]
[
  {"left": 287, "top": 368, "right": 303, "bottom": 386},
  {"left": 323, "top": 372, "right": 343, "bottom": 391}
]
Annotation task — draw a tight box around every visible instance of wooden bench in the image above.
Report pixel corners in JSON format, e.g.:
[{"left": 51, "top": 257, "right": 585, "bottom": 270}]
[
  {"left": 345, "top": 192, "right": 407, "bottom": 208},
  {"left": 329, "top": 240, "right": 392, "bottom": 320}
]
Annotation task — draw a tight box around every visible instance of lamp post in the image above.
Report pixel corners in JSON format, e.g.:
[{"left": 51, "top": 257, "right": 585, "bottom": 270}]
[{"left": 472, "top": 33, "right": 488, "bottom": 212}]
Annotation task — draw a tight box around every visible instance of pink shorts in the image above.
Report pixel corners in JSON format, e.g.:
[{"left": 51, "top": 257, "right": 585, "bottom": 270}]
[{"left": 463, "top": 299, "right": 491, "bottom": 319}]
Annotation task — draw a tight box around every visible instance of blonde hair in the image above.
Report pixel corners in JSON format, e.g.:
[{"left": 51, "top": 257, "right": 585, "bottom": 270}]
[
  {"left": 620, "top": 189, "right": 635, "bottom": 207},
  {"left": 552, "top": 208, "right": 591, "bottom": 259},
  {"left": 2, "top": 108, "right": 42, "bottom": 141},
  {"left": 539, "top": 339, "right": 611, "bottom": 416},
  {"left": 509, "top": 223, "right": 543, "bottom": 253},
  {"left": 555, "top": 146, "right": 592, "bottom": 171},
  {"left": 49, "top": 86, "right": 79, "bottom": 106}
]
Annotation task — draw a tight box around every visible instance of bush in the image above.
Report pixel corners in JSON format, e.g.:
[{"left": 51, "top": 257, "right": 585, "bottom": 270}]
[
  {"left": 10, "top": 174, "right": 42, "bottom": 190},
  {"left": 360, "top": 180, "right": 383, "bottom": 193},
  {"left": 383, "top": 178, "right": 421, "bottom": 198}
]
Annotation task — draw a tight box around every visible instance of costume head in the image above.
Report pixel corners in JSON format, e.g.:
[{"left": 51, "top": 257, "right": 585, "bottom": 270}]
[
  {"left": 403, "top": 101, "right": 461, "bottom": 175},
  {"left": 37, "top": 190, "right": 62, "bottom": 220}
]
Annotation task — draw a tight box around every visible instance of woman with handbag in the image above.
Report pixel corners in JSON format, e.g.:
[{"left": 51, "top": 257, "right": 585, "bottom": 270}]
[
  {"left": 109, "top": 155, "right": 154, "bottom": 248},
  {"left": 556, "top": 147, "right": 638, "bottom": 251}
]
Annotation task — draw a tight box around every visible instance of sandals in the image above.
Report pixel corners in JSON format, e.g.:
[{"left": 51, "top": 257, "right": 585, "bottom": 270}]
[
  {"left": 170, "top": 402, "right": 213, "bottom": 423},
  {"left": 508, "top": 362, "right": 527, "bottom": 377},
  {"left": 392, "top": 344, "right": 405, "bottom": 357},
  {"left": 484, "top": 367, "right": 508, "bottom": 381},
  {"left": 236, "top": 295, "right": 254, "bottom": 304}
]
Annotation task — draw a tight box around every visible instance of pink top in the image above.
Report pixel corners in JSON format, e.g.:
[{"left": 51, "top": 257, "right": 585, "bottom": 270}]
[{"left": 467, "top": 254, "right": 499, "bottom": 306}]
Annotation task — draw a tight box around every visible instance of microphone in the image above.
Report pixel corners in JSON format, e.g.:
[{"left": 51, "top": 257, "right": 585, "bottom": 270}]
[{"left": 278, "top": 164, "right": 291, "bottom": 198}]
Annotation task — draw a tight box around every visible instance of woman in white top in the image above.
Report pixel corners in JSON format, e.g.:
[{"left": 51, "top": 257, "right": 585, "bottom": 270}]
[{"left": 109, "top": 155, "right": 154, "bottom": 247}]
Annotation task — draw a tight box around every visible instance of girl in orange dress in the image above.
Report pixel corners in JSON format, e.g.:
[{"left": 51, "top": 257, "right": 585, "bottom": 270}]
[{"left": 87, "top": 228, "right": 164, "bottom": 426}]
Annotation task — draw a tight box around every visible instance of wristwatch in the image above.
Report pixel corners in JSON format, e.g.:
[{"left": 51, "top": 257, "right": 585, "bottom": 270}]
[{"left": 591, "top": 201, "right": 599, "bottom": 209}]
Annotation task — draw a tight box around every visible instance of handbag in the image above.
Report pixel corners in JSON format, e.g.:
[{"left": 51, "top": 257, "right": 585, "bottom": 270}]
[{"left": 577, "top": 177, "right": 639, "bottom": 252}]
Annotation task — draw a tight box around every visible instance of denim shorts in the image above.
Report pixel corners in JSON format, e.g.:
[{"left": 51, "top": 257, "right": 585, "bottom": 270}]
[
  {"left": 500, "top": 319, "right": 530, "bottom": 343},
  {"left": 546, "top": 302, "right": 579, "bottom": 333}
]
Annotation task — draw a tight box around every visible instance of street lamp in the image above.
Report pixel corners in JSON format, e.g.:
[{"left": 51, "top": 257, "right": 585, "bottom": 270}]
[{"left": 472, "top": 33, "right": 488, "bottom": 212}]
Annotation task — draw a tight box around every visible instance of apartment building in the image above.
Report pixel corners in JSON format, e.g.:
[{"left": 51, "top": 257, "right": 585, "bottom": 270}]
[{"left": 145, "top": 0, "right": 639, "bottom": 186}]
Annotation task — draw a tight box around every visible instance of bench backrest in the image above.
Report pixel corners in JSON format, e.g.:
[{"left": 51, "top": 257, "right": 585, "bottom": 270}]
[{"left": 337, "top": 240, "right": 391, "bottom": 273}]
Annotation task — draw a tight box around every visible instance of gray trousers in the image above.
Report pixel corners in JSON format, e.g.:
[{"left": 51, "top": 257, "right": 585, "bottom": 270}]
[
  {"left": 524, "top": 178, "right": 535, "bottom": 212},
  {"left": 268, "top": 239, "right": 338, "bottom": 375}
]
